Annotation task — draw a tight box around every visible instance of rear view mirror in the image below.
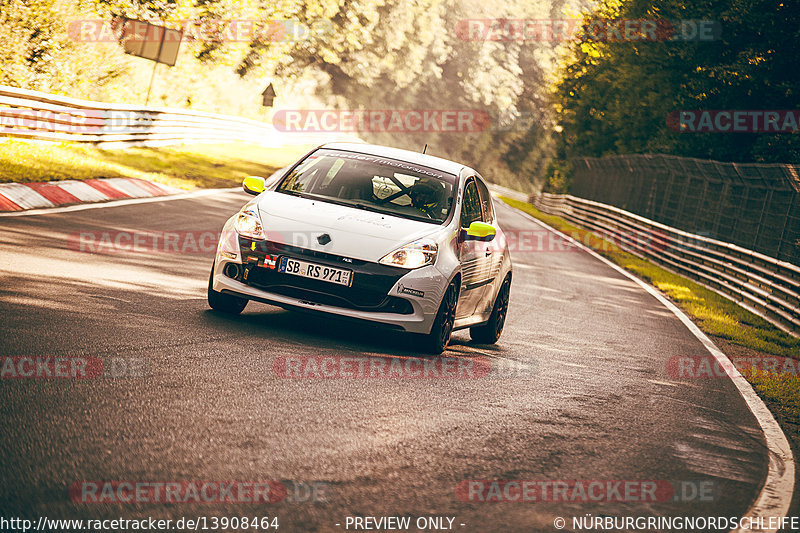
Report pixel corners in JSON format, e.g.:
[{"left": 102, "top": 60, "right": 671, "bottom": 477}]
[
  {"left": 243, "top": 176, "right": 266, "bottom": 195},
  {"left": 465, "top": 221, "right": 496, "bottom": 241}
]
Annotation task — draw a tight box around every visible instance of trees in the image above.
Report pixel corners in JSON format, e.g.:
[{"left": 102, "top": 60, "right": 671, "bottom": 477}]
[
  {"left": 1, "top": 0, "right": 597, "bottom": 190},
  {"left": 553, "top": 0, "right": 800, "bottom": 164}
]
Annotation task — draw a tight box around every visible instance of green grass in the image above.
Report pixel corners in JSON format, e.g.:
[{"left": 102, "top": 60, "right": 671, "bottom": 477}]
[
  {"left": 500, "top": 196, "right": 800, "bottom": 442},
  {"left": 0, "top": 139, "right": 316, "bottom": 190}
]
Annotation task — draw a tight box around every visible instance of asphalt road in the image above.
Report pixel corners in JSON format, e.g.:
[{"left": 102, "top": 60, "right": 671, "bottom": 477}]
[{"left": 0, "top": 190, "right": 769, "bottom": 532}]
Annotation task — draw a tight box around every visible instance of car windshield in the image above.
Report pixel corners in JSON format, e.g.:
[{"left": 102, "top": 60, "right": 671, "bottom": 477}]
[{"left": 276, "top": 149, "right": 457, "bottom": 224}]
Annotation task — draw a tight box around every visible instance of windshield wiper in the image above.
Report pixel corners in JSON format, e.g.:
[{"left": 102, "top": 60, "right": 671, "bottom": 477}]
[
  {"left": 351, "top": 203, "right": 388, "bottom": 215},
  {"left": 276, "top": 193, "right": 441, "bottom": 224},
  {"left": 352, "top": 202, "right": 441, "bottom": 224},
  {"left": 277, "top": 189, "right": 306, "bottom": 197}
]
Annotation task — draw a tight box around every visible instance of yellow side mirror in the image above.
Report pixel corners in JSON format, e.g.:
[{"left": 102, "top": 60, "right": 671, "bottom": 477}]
[
  {"left": 465, "top": 221, "right": 496, "bottom": 241},
  {"left": 243, "top": 176, "right": 266, "bottom": 195}
]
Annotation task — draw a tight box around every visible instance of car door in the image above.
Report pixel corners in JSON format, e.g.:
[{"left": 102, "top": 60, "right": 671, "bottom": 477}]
[
  {"left": 455, "top": 177, "right": 487, "bottom": 319},
  {"left": 473, "top": 176, "right": 502, "bottom": 316}
]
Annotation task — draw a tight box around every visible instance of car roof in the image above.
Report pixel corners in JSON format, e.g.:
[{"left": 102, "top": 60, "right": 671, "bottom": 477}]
[{"left": 320, "top": 142, "right": 470, "bottom": 177}]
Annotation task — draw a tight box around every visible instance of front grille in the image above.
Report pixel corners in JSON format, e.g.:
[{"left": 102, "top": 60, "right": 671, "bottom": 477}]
[{"left": 237, "top": 237, "right": 413, "bottom": 314}]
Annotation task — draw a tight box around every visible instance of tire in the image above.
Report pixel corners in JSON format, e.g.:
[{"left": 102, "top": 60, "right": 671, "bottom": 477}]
[
  {"left": 207, "top": 265, "right": 248, "bottom": 314},
  {"left": 470, "top": 277, "right": 510, "bottom": 344},
  {"left": 420, "top": 280, "right": 458, "bottom": 354}
]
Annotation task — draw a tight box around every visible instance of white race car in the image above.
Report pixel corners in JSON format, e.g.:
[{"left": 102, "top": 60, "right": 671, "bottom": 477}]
[{"left": 208, "top": 143, "right": 512, "bottom": 353}]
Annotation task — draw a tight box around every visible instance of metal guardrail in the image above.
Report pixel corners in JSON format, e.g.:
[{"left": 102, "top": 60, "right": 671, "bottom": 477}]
[
  {"left": 488, "top": 183, "right": 529, "bottom": 203},
  {"left": 0, "top": 85, "right": 350, "bottom": 148},
  {"left": 570, "top": 154, "right": 800, "bottom": 264},
  {"left": 532, "top": 193, "right": 800, "bottom": 336}
]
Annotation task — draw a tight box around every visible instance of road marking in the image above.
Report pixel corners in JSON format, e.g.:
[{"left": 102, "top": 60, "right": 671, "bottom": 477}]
[
  {"left": 0, "top": 178, "right": 188, "bottom": 215},
  {"left": 0, "top": 187, "right": 241, "bottom": 217},
  {"left": 0, "top": 182, "right": 55, "bottom": 209},
  {"left": 101, "top": 177, "right": 156, "bottom": 198},
  {"left": 502, "top": 201, "right": 794, "bottom": 533},
  {"left": 0, "top": 194, "right": 21, "bottom": 211},
  {"left": 557, "top": 361, "right": 588, "bottom": 369},
  {"left": 25, "top": 182, "right": 81, "bottom": 205},
  {"left": 84, "top": 178, "right": 132, "bottom": 199},
  {"left": 56, "top": 180, "right": 115, "bottom": 202},
  {"left": 646, "top": 379, "right": 682, "bottom": 388}
]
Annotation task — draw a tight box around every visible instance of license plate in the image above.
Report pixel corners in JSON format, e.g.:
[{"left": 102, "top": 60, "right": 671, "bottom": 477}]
[{"left": 278, "top": 257, "right": 352, "bottom": 287}]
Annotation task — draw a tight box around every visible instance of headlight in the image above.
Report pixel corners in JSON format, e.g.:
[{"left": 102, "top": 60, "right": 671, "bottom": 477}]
[
  {"left": 234, "top": 206, "right": 266, "bottom": 239},
  {"left": 379, "top": 239, "right": 438, "bottom": 269}
]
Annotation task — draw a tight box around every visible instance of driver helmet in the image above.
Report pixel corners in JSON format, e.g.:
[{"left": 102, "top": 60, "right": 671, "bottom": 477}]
[{"left": 409, "top": 178, "right": 442, "bottom": 212}]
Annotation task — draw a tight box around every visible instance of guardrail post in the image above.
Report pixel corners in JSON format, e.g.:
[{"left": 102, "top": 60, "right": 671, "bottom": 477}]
[
  {"left": 777, "top": 194, "right": 797, "bottom": 262},
  {"left": 711, "top": 181, "right": 729, "bottom": 238},
  {"left": 731, "top": 186, "right": 749, "bottom": 241},
  {"left": 752, "top": 189, "right": 773, "bottom": 253},
  {"left": 657, "top": 166, "right": 675, "bottom": 222},
  {"left": 673, "top": 173, "right": 690, "bottom": 229},
  {"left": 694, "top": 179, "right": 709, "bottom": 235}
]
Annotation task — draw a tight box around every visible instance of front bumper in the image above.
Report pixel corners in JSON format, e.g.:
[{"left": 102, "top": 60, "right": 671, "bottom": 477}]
[{"left": 212, "top": 233, "right": 448, "bottom": 334}]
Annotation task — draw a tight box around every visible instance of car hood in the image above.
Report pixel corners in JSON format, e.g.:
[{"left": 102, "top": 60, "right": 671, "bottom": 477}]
[{"left": 256, "top": 192, "right": 443, "bottom": 261}]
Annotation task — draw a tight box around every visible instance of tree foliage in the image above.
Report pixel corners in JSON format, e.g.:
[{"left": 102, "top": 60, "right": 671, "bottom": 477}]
[
  {"left": 553, "top": 0, "right": 800, "bottom": 164},
  {"left": 1, "top": 0, "right": 595, "bottom": 191}
]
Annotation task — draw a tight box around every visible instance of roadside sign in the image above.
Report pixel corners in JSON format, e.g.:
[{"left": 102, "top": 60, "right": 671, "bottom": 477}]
[
  {"left": 262, "top": 84, "right": 276, "bottom": 107},
  {"left": 118, "top": 18, "right": 182, "bottom": 66}
]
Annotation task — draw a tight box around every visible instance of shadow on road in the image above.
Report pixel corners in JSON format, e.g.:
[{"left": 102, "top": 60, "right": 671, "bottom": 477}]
[{"left": 201, "top": 307, "right": 500, "bottom": 359}]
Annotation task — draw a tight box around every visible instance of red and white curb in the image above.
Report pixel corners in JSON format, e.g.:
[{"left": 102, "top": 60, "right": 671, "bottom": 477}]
[{"left": 0, "top": 178, "right": 183, "bottom": 212}]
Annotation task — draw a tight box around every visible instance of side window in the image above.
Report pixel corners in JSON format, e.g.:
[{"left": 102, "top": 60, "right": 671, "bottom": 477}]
[
  {"left": 475, "top": 179, "right": 494, "bottom": 223},
  {"left": 461, "top": 180, "right": 482, "bottom": 228}
]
